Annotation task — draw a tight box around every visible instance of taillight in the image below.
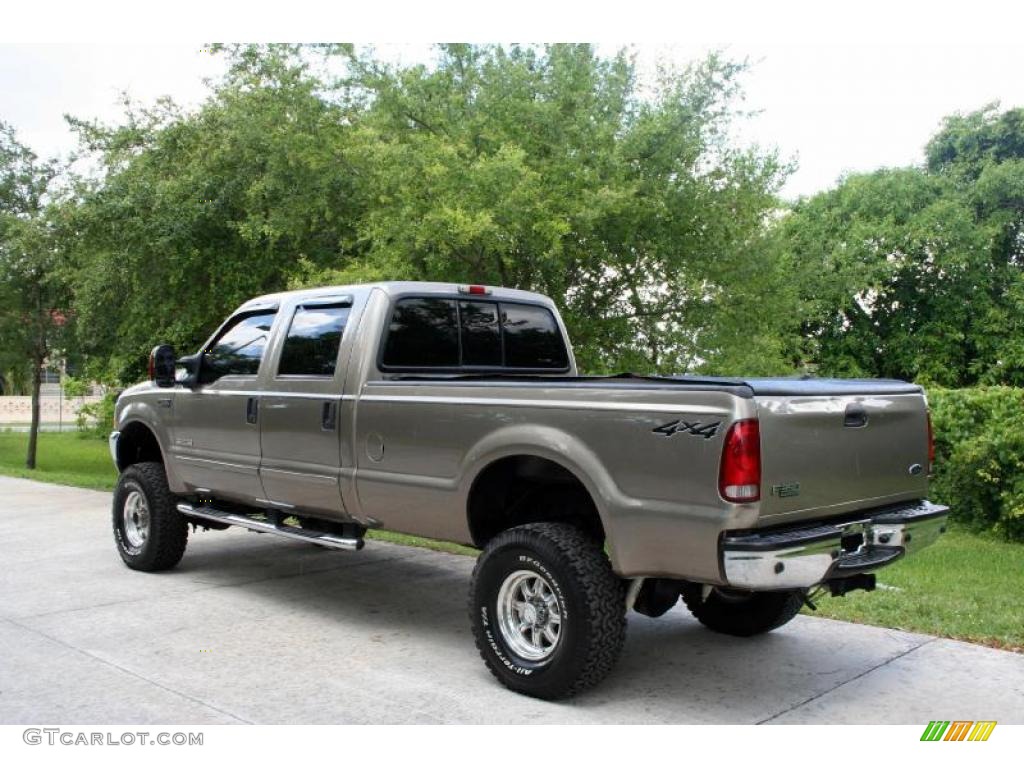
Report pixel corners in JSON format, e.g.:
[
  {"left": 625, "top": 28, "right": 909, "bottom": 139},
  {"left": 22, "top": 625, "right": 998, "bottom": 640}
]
[
  {"left": 719, "top": 419, "right": 761, "bottom": 503},
  {"left": 147, "top": 350, "right": 155, "bottom": 381},
  {"left": 926, "top": 411, "right": 935, "bottom": 474}
]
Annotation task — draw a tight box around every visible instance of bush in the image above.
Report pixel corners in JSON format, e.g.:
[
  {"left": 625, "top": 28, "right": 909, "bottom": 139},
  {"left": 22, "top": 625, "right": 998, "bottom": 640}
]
[
  {"left": 76, "top": 392, "right": 117, "bottom": 439},
  {"left": 928, "top": 387, "right": 1024, "bottom": 541}
]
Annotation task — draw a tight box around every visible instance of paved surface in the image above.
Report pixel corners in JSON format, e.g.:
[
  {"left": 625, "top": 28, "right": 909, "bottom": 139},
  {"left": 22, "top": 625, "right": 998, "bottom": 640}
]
[{"left": 1, "top": 476, "right": 1022, "bottom": 725}]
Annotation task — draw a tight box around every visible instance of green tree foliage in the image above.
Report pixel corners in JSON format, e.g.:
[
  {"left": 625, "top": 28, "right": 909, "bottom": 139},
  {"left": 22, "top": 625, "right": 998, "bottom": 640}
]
[
  {"left": 69, "top": 44, "right": 793, "bottom": 379},
  {"left": 0, "top": 122, "right": 72, "bottom": 467},
  {"left": 779, "top": 105, "right": 1024, "bottom": 386},
  {"left": 68, "top": 46, "right": 363, "bottom": 382}
]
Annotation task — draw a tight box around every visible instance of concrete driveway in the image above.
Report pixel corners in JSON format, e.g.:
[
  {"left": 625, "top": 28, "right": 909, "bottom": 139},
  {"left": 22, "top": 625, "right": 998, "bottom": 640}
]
[{"left": 1, "top": 476, "right": 1022, "bottom": 725}]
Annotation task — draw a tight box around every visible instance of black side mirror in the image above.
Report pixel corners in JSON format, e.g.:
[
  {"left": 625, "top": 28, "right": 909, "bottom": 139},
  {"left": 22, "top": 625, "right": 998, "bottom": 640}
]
[{"left": 149, "top": 345, "right": 177, "bottom": 388}]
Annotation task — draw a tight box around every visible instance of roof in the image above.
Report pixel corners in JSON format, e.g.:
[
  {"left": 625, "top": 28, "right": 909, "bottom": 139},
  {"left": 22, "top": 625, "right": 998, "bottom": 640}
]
[{"left": 237, "top": 281, "right": 555, "bottom": 312}]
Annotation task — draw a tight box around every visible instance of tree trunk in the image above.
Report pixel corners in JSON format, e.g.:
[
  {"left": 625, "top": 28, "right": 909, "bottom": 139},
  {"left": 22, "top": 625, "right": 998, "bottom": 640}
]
[{"left": 26, "top": 358, "right": 42, "bottom": 470}]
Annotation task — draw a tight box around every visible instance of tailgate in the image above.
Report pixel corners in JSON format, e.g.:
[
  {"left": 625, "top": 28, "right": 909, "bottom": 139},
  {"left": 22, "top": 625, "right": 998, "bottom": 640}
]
[{"left": 755, "top": 390, "right": 930, "bottom": 524}]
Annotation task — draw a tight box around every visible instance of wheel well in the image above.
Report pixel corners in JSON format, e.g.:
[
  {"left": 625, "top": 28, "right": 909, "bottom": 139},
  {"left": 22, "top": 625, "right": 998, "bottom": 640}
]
[
  {"left": 467, "top": 455, "right": 604, "bottom": 547},
  {"left": 116, "top": 421, "right": 164, "bottom": 470}
]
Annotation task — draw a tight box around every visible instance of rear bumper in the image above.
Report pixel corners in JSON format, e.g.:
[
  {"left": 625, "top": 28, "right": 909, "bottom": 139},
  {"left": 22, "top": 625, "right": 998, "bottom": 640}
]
[{"left": 721, "top": 500, "right": 949, "bottom": 590}]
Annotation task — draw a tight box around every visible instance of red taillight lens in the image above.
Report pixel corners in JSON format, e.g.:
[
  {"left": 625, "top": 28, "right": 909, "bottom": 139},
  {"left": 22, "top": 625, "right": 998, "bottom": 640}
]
[
  {"left": 147, "top": 351, "right": 155, "bottom": 381},
  {"left": 927, "top": 411, "right": 935, "bottom": 473},
  {"left": 719, "top": 419, "right": 761, "bottom": 503}
]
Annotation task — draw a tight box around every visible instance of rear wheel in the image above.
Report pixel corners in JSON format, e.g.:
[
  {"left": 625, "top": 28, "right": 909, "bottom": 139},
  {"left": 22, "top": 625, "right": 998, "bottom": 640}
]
[
  {"left": 112, "top": 462, "right": 188, "bottom": 571},
  {"left": 679, "top": 585, "right": 804, "bottom": 637},
  {"left": 469, "top": 522, "right": 626, "bottom": 700}
]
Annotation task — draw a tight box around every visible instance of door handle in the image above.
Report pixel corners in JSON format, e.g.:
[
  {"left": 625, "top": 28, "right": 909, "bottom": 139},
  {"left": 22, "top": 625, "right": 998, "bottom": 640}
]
[
  {"left": 321, "top": 401, "right": 337, "bottom": 431},
  {"left": 246, "top": 397, "right": 259, "bottom": 425}
]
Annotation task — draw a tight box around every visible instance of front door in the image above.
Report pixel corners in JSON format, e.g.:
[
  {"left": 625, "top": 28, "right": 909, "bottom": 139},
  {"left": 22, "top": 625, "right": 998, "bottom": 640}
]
[
  {"left": 171, "top": 310, "right": 278, "bottom": 504},
  {"left": 258, "top": 300, "right": 353, "bottom": 519}
]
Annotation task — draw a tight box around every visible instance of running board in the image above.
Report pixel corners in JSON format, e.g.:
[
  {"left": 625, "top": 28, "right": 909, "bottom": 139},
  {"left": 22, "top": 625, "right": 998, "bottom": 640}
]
[{"left": 176, "top": 503, "right": 364, "bottom": 551}]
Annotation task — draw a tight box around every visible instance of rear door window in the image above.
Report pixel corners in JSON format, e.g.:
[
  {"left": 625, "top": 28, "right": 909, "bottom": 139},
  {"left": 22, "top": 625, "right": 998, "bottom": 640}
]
[{"left": 277, "top": 305, "right": 351, "bottom": 376}]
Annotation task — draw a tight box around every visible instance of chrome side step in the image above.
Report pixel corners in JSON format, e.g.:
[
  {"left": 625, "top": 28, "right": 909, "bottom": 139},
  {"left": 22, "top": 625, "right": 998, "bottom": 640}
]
[{"left": 176, "top": 503, "right": 364, "bottom": 551}]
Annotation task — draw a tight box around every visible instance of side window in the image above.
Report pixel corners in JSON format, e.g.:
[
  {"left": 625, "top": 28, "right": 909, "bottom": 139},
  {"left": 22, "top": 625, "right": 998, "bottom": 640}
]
[
  {"left": 459, "top": 300, "right": 502, "bottom": 366},
  {"left": 501, "top": 303, "right": 568, "bottom": 369},
  {"left": 200, "top": 311, "right": 277, "bottom": 384},
  {"left": 382, "top": 298, "right": 459, "bottom": 368},
  {"left": 277, "top": 305, "right": 351, "bottom": 377}
]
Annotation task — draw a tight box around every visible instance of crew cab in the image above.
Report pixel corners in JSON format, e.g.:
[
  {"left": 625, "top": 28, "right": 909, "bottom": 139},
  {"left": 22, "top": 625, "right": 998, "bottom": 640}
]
[{"left": 109, "top": 281, "right": 949, "bottom": 699}]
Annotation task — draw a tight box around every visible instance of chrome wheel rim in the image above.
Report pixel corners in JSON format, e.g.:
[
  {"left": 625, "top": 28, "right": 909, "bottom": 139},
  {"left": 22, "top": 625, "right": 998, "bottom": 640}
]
[
  {"left": 496, "top": 570, "right": 563, "bottom": 661},
  {"left": 122, "top": 490, "right": 150, "bottom": 549}
]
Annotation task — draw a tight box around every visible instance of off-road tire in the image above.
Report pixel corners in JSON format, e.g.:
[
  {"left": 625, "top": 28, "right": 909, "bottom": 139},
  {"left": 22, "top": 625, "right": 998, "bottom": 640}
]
[
  {"left": 469, "top": 522, "right": 626, "bottom": 700},
  {"left": 112, "top": 462, "right": 188, "bottom": 571},
  {"left": 679, "top": 585, "right": 804, "bottom": 637}
]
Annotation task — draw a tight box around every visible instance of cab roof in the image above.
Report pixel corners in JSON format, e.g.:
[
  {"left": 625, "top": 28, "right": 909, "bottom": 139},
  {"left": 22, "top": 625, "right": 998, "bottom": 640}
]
[{"left": 237, "top": 281, "right": 555, "bottom": 313}]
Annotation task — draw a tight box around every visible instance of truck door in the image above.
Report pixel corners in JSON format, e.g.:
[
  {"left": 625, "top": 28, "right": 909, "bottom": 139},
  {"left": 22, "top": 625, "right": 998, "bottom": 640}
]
[
  {"left": 171, "top": 309, "right": 278, "bottom": 504},
  {"left": 257, "top": 299, "right": 353, "bottom": 519}
]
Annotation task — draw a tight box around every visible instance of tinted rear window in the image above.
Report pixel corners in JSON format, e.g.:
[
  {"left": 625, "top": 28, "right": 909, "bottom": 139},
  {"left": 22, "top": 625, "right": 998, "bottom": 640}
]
[
  {"left": 459, "top": 300, "right": 502, "bottom": 366},
  {"left": 278, "top": 305, "right": 351, "bottom": 376},
  {"left": 382, "top": 298, "right": 459, "bottom": 367},
  {"left": 501, "top": 303, "right": 568, "bottom": 369},
  {"left": 382, "top": 297, "right": 568, "bottom": 371}
]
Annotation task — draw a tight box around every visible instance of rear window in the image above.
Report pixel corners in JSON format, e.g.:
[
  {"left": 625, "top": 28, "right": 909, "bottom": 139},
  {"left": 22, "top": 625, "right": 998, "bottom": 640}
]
[
  {"left": 277, "top": 305, "right": 351, "bottom": 376},
  {"left": 381, "top": 297, "right": 568, "bottom": 371},
  {"left": 501, "top": 303, "right": 569, "bottom": 369},
  {"left": 382, "top": 298, "right": 460, "bottom": 368}
]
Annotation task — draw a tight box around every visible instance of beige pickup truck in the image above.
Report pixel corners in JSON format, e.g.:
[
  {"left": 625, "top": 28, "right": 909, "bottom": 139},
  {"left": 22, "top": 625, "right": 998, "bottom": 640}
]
[{"left": 109, "top": 281, "right": 948, "bottom": 699}]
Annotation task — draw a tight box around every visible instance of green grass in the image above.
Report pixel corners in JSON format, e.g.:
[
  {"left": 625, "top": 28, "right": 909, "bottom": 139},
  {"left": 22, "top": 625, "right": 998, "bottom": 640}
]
[
  {"left": 806, "top": 529, "right": 1023, "bottom": 651},
  {"left": 1, "top": 430, "right": 1020, "bottom": 650},
  {"left": 0, "top": 430, "right": 117, "bottom": 491}
]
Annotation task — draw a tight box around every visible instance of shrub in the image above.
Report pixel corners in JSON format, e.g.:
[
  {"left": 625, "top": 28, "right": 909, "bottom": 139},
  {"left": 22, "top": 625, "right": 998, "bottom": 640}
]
[
  {"left": 76, "top": 392, "right": 117, "bottom": 439},
  {"left": 928, "top": 387, "right": 1024, "bottom": 541}
]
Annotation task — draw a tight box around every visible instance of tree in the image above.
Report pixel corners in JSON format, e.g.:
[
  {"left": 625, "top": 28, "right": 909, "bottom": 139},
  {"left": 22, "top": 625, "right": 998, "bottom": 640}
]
[
  {"left": 776, "top": 105, "right": 1024, "bottom": 386},
  {"left": 68, "top": 46, "right": 363, "bottom": 382},
  {"left": 71, "top": 44, "right": 795, "bottom": 380},
  {"left": 0, "top": 123, "right": 70, "bottom": 468}
]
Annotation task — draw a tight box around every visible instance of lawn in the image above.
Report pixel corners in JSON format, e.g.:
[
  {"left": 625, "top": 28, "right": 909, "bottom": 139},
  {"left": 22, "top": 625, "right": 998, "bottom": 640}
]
[
  {"left": 0, "top": 430, "right": 117, "bottom": 491},
  {"left": 1, "top": 430, "right": 1020, "bottom": 650}
]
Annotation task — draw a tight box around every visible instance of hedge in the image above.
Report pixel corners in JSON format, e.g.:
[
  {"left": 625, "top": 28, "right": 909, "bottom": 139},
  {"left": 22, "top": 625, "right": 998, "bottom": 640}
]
[{"left": 928, "top": 387, "right": 1024, "bottom": 541}]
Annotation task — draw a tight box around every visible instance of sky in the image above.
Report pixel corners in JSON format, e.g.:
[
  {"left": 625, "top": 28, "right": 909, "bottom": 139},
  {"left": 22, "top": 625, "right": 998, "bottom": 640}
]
[{"left": 2, "top": 4, "right": 1024, "bottom": 200}]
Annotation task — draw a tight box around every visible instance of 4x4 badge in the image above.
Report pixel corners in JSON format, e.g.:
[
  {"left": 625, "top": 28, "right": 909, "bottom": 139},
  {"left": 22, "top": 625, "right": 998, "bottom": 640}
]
[{"left": 652, "top": 420, "right": 721, "bottom": 439}]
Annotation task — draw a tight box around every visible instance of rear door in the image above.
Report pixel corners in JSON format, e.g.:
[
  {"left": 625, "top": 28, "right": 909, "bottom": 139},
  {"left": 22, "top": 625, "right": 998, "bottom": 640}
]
[{"left": 257, "top": 298, "right": 353, "bottom": 519}]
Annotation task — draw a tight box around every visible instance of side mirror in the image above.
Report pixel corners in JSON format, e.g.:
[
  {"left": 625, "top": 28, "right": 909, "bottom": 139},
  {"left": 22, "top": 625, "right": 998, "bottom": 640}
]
[
  {"left": 149, "top": 345, "right": 177, "bottom": 388},
  {"left": 176, "top": 352, "right": 202, "bottom": 388}
]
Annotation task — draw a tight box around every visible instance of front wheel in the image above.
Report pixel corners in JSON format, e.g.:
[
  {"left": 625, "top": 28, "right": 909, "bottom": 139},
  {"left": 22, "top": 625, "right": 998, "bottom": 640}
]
[
  {"left": 469, "top": 522, "right": 626, "bottom": 700},
  {"left": 679, "top": 584, "right": 804, "bottom": 637},
  {"left": 112, "top": 462, "right": 188, "bottom": 571}
]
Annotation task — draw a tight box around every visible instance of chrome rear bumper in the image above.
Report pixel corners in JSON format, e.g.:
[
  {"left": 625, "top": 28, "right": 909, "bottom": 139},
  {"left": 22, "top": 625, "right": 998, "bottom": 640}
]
[{"left": 721, "top": 500, "right": 949, "bottom": 590}]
